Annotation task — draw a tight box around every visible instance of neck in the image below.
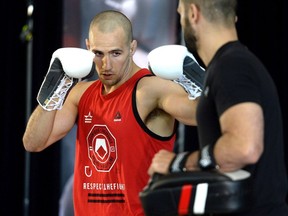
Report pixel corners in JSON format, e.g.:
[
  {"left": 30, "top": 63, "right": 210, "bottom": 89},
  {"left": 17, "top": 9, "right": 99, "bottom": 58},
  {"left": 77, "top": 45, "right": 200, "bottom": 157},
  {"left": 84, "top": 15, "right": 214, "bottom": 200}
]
[
  {"left": 198, "top": 26, "right": 238, "bottom": 66},
  {"left": 102, "top": 61, "right": 140, "bottom": 94}
]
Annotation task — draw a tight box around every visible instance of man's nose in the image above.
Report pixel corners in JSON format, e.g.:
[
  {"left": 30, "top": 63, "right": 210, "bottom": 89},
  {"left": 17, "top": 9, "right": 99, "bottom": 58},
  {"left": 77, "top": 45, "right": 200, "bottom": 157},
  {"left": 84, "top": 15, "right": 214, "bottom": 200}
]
[{"left": 102, "top": 55, "right": 112, "bottom": 70}]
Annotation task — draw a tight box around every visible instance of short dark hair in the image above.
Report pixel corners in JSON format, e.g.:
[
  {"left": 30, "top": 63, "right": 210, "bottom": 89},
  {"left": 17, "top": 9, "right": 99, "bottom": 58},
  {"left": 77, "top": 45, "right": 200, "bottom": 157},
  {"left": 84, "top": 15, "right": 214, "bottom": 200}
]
[
  {"left": 183, "top": 0, "right": 237, "bottom": 27},
  {"left": 89, "top": 10, "right": 133, "bottom": 43}
]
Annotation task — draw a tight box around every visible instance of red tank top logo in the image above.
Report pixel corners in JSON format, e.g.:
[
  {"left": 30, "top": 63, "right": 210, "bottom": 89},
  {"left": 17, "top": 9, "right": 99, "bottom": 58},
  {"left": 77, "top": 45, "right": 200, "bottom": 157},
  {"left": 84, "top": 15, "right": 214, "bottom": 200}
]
[
  {"left": 114, "top": 111, "right": 122, "bottom": 122},
  {"left": 84, "top": 111, "right": 93, "bottom": 123},
  {"left": 87, "top": 124, "right": 117, "bottom": 172}
]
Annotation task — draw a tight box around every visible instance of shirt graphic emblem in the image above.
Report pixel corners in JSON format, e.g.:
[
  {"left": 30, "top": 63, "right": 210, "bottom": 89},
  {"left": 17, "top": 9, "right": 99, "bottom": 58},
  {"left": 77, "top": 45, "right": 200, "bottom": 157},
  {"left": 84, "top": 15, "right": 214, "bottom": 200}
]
[{"left": 87, "top": 124, "right": 117, "bottom": 172}]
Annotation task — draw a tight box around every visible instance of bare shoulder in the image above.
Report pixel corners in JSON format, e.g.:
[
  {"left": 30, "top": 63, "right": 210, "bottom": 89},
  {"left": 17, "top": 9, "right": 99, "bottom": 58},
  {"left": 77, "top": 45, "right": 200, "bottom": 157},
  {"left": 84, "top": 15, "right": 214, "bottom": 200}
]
[
  {"left": 69, "top": 80, "right": 95, "bottom": 104},
  {"left": 137, "top": 75, "right": 184, "bottom": 97},
  {"left": 136, "top": 76, "right": 178, "bottom": 135},
  {"left": 137, "top": 76, "right": 173, "bottom": 94},
  {"left": 135, "top": 76, "right": 178, "bottom": 115}
]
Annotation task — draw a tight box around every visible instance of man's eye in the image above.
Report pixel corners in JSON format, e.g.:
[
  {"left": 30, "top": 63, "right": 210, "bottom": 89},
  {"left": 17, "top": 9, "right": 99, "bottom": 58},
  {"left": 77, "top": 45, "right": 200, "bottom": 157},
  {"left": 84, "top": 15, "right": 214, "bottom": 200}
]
[
  {"left": 112, "top": 52, "right": 121, "bottom": 57},
  {"left": 94, "top": 52, "right": 103, "bottom": 57}
]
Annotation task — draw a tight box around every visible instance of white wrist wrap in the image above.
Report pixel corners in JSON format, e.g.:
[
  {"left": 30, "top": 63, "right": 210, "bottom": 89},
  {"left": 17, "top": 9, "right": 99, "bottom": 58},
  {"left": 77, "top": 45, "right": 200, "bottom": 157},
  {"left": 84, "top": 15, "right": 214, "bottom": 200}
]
[{"left": 169, "top": 152, "right": 191, "bottom": 173}]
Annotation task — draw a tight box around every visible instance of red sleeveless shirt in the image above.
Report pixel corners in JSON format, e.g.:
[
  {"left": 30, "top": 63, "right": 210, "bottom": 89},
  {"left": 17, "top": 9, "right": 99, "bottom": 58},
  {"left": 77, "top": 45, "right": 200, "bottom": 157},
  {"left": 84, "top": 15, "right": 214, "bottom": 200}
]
[{"left": 74, "top": 69, "right": 176, "bottom": 215}]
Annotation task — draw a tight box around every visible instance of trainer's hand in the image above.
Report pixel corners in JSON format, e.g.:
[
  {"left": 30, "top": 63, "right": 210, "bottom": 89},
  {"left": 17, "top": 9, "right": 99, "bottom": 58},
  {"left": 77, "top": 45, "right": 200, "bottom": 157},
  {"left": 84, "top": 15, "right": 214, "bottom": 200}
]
[{"left": 148, "top": 149, "right": 176, "bottom": 176}]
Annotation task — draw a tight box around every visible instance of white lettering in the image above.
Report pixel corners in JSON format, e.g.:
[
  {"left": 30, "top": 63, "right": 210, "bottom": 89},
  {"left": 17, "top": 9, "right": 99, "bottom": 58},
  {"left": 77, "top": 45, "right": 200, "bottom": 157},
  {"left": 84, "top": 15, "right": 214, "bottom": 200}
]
[{"left": 83, "top": 182, "right": 125, "bottom": 191}]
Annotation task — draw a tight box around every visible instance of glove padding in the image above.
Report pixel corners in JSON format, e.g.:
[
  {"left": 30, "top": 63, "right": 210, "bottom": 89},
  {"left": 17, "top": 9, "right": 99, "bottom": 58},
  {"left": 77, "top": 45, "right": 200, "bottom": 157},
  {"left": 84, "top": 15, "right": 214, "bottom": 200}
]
[
  {"left": 148, "top": 45, "right": 205, "bottom": 100},
  {"left": 37, "top": 47, "right": 95, "bottom": 111}
]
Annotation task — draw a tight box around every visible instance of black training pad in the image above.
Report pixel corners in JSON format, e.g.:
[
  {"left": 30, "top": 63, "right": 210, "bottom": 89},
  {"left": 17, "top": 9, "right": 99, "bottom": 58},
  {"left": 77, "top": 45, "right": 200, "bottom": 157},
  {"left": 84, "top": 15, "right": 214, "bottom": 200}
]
[{"left": 140, "top": 171, "right": 252, "bottom": 216}]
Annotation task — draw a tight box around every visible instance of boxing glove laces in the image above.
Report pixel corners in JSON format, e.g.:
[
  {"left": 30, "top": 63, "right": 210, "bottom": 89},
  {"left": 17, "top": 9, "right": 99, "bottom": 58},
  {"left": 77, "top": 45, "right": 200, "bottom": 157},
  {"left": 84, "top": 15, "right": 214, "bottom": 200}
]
[{"left": 37, "top": 47, "right": 95, "bottom": 111}]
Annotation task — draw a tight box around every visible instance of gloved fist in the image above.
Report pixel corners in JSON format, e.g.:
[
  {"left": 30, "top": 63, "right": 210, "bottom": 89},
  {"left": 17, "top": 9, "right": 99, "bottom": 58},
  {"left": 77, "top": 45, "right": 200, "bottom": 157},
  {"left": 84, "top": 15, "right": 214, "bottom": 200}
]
[
  {"left": 148, "top": 45, "right": 187, "bottom": 80},
  {"left": 37, "top": 47, "right": 95, "bottom": 111},
  {"left": 148, "top": 45, "right": 205, "bottom": 100}
]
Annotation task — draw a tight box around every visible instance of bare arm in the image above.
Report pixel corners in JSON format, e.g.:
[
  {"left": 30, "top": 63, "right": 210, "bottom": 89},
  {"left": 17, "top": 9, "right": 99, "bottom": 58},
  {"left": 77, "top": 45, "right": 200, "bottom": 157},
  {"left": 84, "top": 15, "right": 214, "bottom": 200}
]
[
  {"left": 159, "top": 80, "right": 199, "bottom": 126},
  {"left": 23, "top": 106, "right": 58, "bottom": 152},
  {"left": 184, "top": 102, "right": 264, "bottom": 172},
  {"left": 139, "top": 76, "right": 198, "bottom": 126},
  {"left": 22, "top": 84, "right": 84, "bottom": 152},
  {"left": 213, "top": 102, "right": 264, "bottom": 171},
  {"left": 23, "top": 48, "right": 95, "bottom": 152},
  {"left": 148, "top": 102, "right": 264, "bottom": 175}
]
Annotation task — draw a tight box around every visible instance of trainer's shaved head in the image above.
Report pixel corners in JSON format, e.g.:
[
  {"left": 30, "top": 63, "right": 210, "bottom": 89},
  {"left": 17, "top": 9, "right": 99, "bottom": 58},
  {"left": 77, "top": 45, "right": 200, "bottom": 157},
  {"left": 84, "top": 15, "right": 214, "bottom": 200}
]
[{"left": 89, "top": 10, "right": 133, "bottom": 45}]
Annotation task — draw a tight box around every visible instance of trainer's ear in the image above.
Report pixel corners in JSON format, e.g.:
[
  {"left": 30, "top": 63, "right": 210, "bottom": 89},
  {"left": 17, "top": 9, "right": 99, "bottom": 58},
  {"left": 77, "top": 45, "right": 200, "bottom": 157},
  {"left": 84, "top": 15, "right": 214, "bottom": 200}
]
[{"left": 189, "top": 3, "right": 200, "bottom": 24}]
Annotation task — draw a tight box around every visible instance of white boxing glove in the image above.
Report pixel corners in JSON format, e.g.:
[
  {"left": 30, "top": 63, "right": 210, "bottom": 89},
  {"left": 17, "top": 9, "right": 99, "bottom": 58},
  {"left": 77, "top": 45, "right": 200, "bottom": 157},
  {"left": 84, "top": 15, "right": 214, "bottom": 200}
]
[
  {"left": 148, "top": 45, "right": 187, "bottom": 80},
  {"left": 51, "top": 47, "right": 95, "bottom": 78},
  {"left": 37, "top": 47, "right": 95, "bottom": 111},
  {"left": 148, "top": 45, "right": 205, "bottom": 100}
]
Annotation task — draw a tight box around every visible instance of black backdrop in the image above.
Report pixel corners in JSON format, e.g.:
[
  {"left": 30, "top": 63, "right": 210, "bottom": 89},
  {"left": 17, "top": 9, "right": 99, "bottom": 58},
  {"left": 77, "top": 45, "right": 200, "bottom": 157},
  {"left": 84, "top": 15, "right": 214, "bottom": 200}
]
[{"left": 1, "top": 0, "right": 287, "bottom": 215}]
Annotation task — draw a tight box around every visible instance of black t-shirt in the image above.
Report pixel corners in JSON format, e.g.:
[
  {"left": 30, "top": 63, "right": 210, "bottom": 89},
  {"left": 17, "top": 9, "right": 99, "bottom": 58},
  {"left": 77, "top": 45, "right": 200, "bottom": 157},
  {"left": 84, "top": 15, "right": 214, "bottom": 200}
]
[{"left": 196, "top": 41, "right": 288, "bottom": 215}]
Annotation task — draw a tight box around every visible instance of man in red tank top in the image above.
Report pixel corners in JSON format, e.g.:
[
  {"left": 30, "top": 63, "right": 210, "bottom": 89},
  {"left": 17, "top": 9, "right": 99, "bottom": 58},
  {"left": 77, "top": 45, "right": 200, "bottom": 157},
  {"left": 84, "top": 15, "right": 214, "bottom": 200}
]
[{"left": 23, "top": 10, "right": 199, "bottom": 215}]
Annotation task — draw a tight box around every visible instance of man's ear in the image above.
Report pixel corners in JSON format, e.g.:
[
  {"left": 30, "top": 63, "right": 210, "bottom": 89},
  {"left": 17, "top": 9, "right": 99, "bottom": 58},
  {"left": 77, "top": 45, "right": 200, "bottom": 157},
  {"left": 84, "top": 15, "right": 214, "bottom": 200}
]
[
  {"left": 189, "top": 3, "right": 200, "bottom": 24},
  {"left": 130, "top": 40, "right": 137, "bottom": 56},
  {"left": 85, "top": 38, "right": 90, "bottom": 50}
]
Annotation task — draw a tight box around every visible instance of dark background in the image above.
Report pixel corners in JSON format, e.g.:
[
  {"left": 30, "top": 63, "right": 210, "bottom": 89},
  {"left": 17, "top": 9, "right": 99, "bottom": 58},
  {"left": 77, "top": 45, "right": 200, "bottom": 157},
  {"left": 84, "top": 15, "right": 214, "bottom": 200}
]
[{"left": 1, "top": 0, "right": 287, "bottom": 215}]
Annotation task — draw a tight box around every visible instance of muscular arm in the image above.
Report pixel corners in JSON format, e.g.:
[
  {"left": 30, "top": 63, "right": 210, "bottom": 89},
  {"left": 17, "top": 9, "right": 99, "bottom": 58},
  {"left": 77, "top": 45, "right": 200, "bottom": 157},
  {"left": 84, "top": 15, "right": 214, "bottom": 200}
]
[
  {"left": 148, "top": 102, "right": 264, "bottom": 175},
  {"left": 213, "top": 102, "right": 264, "bottom": 171},
  {"left": 138, "top": 76, "right": 198, "bottom": 126},
  {"left": 185, "top": 102, "right": 264, "bottom": 172},
  {"left": 23, "top": 106, "right": 58, "bottom": 152},
  {"left": 23, "top": 47, "right": 95, "bottom": 152},
  {"left": 22, "top": 83, "right": 85, "bottom": 152},
  {"left": 159, "top": 80, "right": 198, "bottom": 126}
]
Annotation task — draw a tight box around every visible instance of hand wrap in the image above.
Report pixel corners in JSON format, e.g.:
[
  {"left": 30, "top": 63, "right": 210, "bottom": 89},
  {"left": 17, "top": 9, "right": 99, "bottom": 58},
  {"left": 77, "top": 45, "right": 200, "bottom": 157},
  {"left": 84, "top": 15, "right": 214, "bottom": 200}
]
[
  {"left": 168, "top": 152, "right": 191, "bottom": 173},
  {"left": 198, "top": 144, "right": 220, "bottom": 170}
]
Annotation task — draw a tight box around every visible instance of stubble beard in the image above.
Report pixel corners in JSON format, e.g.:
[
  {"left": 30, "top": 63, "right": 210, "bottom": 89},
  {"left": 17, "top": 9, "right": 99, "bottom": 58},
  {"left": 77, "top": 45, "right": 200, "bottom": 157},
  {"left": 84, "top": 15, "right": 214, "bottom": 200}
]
[{"left": 183, "top": 17, "right": 198, "bottom": 54}]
